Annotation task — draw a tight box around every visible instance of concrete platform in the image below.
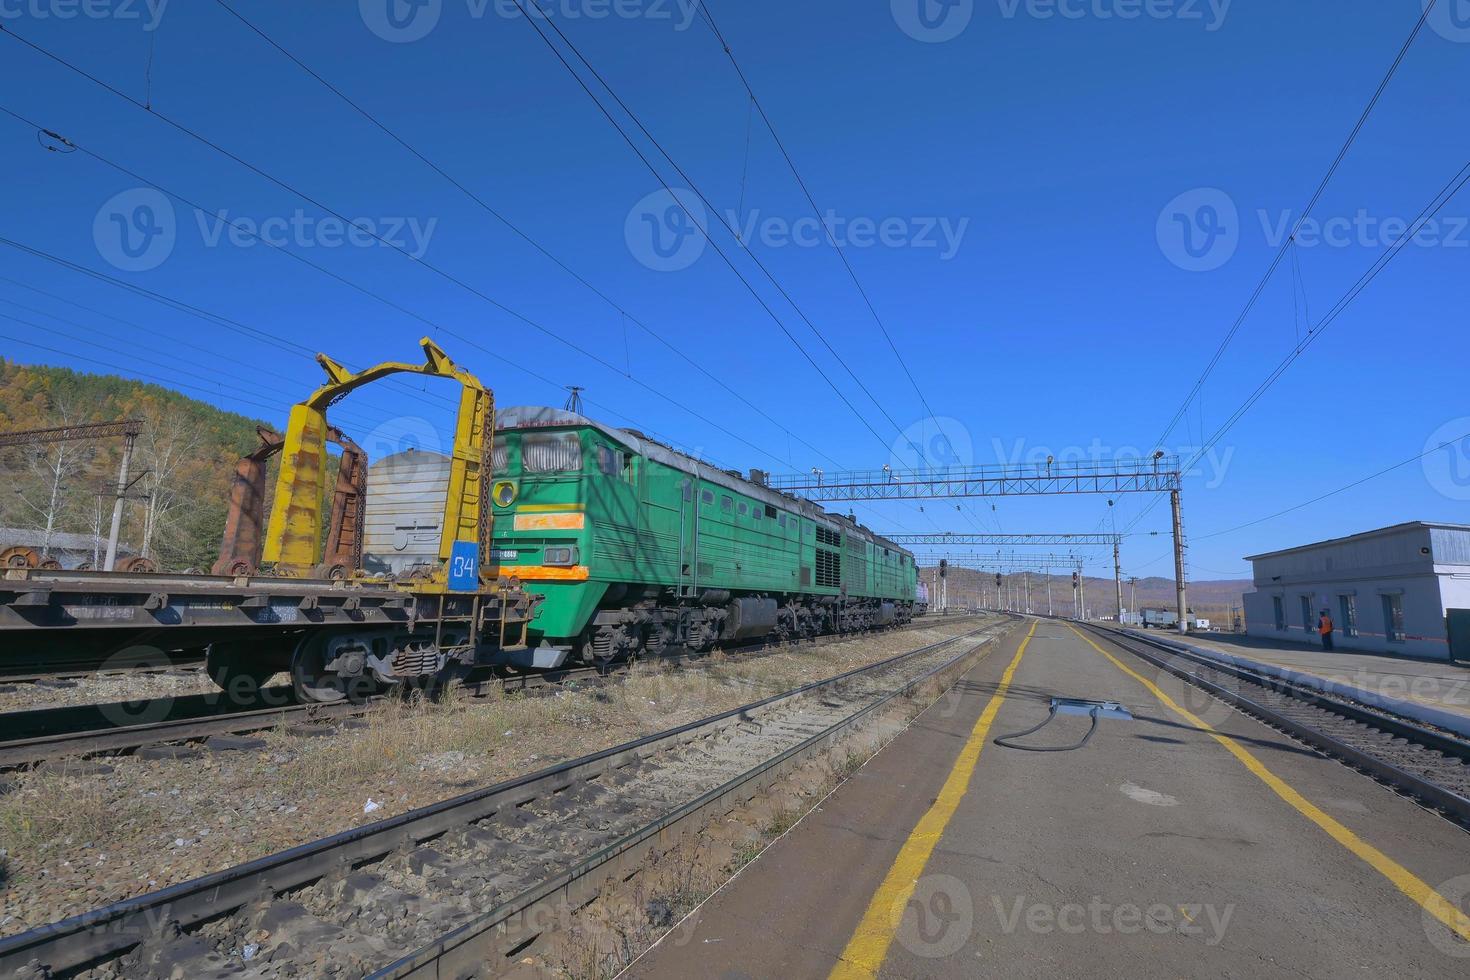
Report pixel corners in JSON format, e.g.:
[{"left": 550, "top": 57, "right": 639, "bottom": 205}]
[
  {"left": 629, "top": 618, "right": 1470, "bottom": 979},
  {"left": 1133, "top": 628, "right": 1470, "bottom": 731}
]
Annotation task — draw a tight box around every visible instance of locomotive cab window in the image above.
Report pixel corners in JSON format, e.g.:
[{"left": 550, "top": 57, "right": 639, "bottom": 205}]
[
  {"left": 702, "top": 489, "right": 714, "bottom": 505},
  {"left": 721, "top": 495, "right": 733, "bottom": 513},
  {"left": 522, "top": 432, "right": 582, "bottom": 473},
  {"left": 737, "top": 502, "right": 748, "bottom": 516}
]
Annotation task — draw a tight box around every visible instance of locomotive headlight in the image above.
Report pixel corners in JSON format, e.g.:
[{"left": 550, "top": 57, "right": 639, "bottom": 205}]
[
  {"left": 544, "top": 546, "right": 578, "bottom": 567},
  {"left": 493, "top": 481, "right": 518, "bottom": 507}
]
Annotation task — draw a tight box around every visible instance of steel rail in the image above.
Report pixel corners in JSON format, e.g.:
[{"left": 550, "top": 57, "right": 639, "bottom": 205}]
[
  {"left": 0, "top": 616, "right": 981, "bottom": 770},
  {"left": 1080, "top": 623, "right": 1470, "bottom": 824},
  {"left": 0, "top": 619, "right": 1008, "bottom": 975}
]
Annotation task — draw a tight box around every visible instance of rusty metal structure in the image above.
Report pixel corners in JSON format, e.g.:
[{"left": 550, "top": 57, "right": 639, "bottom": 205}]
[
  {"left": 0, "top": 340, "right": 540, "bottom": 700},
  {"left": 213, "top": 425, "right": 367, "bottom": 579}
]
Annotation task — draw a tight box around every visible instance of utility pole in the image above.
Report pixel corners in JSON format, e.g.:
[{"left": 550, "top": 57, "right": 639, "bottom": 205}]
[
  {"left": 1171, "top": 488, "right": 1188, "bottom": 634},
  {"left": 1024, "top": 571, "right": 1030, "bottom": 615},
  {"left": 1046, "top": 566, "right": 1053, "bottom": 617},
  {"left": 1113, "top": 536, "right": 1123, "bottom": 623},
  {"left": 103, "top": 430, "right": 137, "bottom": 572},
  {"left": 1128, "top": 577, "right": 1138, "bottom": 625}
]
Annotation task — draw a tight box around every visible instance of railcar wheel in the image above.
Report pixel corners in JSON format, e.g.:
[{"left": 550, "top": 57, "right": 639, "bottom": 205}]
[
  {"left": 207, "top": 640, "right": 283, "bottom": 704},
  {"left": 291, "top": 631, "right": 379, "bottom": 702}
]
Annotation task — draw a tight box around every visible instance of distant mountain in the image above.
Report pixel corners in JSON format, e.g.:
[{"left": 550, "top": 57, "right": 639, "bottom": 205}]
[{"left": 919, "top": 566, "right": 1249, "bottom": 626}]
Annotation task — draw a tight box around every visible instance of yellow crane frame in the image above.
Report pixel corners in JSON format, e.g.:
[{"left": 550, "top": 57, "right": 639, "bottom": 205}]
[{"left": 262, "top": 338, "right": 493, "bottom": 580}]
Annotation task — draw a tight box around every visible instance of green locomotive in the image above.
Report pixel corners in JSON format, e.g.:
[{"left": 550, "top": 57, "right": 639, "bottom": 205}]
[{"left": 487, "top": 407, "right": 919, "bottom": 667}]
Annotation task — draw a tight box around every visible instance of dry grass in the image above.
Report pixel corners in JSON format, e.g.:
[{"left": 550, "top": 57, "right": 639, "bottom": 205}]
[{"left": 0, "top": 619, "right": 994, "bottom": 935}]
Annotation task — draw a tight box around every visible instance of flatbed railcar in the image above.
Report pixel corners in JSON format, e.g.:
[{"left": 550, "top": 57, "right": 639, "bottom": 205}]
[
  {"left": 486, "top": 407, "right": 921, "bottom": 667},
  {"left": 0, "top": 340, "right": 541, "bottom": 702}
]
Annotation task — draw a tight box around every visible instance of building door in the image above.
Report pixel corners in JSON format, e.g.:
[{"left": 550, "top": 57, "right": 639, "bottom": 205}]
[
  {"left": 1300, "top": 595, "right": 1314, "bottom": 635},
  {"left": 1447, "top": 609, "right": 1470, "bottom": 663},
  {"left": 1273, "top": 596, "right": 1285, "bottom": 631}
]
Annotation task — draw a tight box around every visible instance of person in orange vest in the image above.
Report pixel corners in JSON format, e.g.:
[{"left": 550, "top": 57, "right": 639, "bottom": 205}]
[{"left": 1318, "top": 609, "right": 1335, "bottom": 651}]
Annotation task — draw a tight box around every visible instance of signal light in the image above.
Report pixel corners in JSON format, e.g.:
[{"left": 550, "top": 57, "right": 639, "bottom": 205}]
[
  {"left": 1072, "top": 571, "right": 1080, "bottom": 587},
  {"left": 939, "top": 559, "right": 948, "bottom": 578},
  {"left": 994, "top": 573, "right": 1001, "bottom": 587}
]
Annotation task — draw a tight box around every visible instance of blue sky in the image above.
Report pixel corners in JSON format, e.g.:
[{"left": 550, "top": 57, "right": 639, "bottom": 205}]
[{"left": 1, "top": 0, "right": 1466, "bottom": 580}]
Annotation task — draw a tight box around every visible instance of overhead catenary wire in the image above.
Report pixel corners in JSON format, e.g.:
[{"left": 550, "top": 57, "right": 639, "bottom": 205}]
[
  {"left": 1124, "top": 156, "right": 1470, "bottom": 537},
  {"left": 208, "top": 0, "right": 846, "bottom": 474},
  {"left": 505, "top": 0, "right": 933, "bottom": 471},
  {"left": 0, "top": 33, "right": 798, "bottom": 475},
  {"left": 1148, "top": 0, "right": 1441, "bottom": 453},
  {"left": 693, "top": 0, "right": 996, "bottom": 534},
  {"left": 0, "top": 234, "right": 735, "bottom": 471}
]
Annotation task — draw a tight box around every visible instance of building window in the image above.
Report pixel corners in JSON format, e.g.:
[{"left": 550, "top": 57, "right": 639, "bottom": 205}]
[
  {"left": 1382, "top": 594, "right": 1405, "bottom": 643},
  {"left": 1338, "top": 595, "right": 1358, "bottom": 637},
  {"left": 1273, "top": 596, "right": 1285, "bottom": 631},
  {"left": 1299, "top": 596, "right": 1314, "bottom": 634}
]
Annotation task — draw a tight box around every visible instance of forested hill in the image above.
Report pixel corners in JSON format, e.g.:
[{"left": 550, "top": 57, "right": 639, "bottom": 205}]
[{"left": 0, "top": 358, "right": 267, "bottom": 571}]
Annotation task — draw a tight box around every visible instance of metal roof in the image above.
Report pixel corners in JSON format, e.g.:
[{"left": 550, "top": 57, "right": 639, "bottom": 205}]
[{"left": 1244, "top": 521, "right": 1470, "bottom": 562}]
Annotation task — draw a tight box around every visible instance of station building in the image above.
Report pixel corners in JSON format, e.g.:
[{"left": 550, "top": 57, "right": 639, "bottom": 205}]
[{"left": 1241, "top": 522, "right": 1470, "bottom": 662}]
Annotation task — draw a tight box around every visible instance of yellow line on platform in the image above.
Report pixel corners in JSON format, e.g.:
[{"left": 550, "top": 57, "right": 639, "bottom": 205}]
[
  {"left": 1073, "top": 624, "right": 1470, "bottom": 945},
  {"left": 828, "top": 620, "right": 1037, "bottom": 980}
]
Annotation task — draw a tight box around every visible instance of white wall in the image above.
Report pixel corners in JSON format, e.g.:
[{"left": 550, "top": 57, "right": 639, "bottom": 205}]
[{"left": 1244, "top": 574, "right": 1449, "bottom": 660}]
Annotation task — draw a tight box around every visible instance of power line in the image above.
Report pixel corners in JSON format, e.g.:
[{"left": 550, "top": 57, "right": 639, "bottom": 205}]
[
  {"left": 694, "top": 2, "right": 940, "bottom": 429},
  {"left": 506, "top": 0, "right": 925, "bottom": 468},
  {"left": 0, "top": 110, "right": 776, "bottom": 473},
  {"left": 209, "top": 0, "right": 845, "bottom": 473},
  {"left": 1149, "top": 0, "right": 1440, "bottom": 453},
  {"left": 0, "top": 31, "right": 794, "bottom": 473},
  {"left": 0, "top": 234, "right": 735, "bottom": 471},
  {"left": 692, "top": 1, "right": 997, "bottom": 533},
  {"left": 1125, "top": 154, "right": 1470, "bottom": 535}
]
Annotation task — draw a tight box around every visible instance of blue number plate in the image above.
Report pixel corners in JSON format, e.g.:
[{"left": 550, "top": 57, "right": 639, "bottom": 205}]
[{"left": 448, "top": 541, "right": 480, "bottom": 593}]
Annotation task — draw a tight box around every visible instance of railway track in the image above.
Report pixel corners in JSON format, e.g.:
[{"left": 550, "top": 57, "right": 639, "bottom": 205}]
[
  {"left": 0, "top": 615, "right": 983, "bottom": 771},
  {"left": 1082, "top": 623, "right": 1470, "bottom": 826},
  {"left": 0, "top": 619, "right": 1008, "bottom": 978},
  {"left": 0, "top": 661, "right": 206, "bottom": 689}
]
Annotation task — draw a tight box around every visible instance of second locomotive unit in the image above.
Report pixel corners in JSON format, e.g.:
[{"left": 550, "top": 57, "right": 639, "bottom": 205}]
[{"left": 486, "top": 406, "right": 920, "bottom": 667}]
